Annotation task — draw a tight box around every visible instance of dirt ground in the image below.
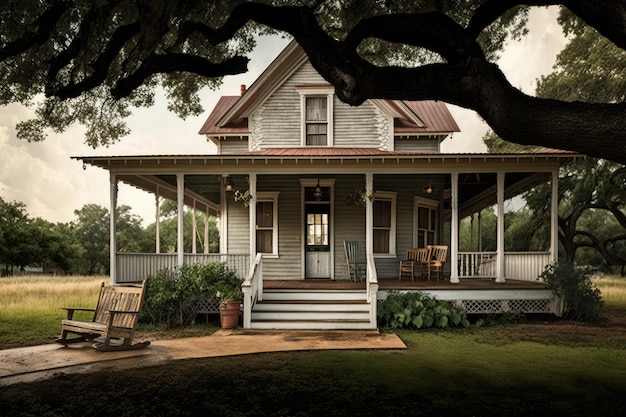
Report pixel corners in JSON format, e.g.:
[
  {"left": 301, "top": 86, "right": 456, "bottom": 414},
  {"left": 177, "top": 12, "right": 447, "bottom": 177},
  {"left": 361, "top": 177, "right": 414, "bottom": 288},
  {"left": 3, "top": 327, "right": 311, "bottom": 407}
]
[{"left": 495, "top": 309, "right": 626, "bottom": 347}]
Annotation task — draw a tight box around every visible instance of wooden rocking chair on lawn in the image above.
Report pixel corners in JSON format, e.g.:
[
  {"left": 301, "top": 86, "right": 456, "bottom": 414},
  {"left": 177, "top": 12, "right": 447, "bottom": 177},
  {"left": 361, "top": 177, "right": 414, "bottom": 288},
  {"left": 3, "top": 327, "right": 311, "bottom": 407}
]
[{"left": 55, "top": 281, "right": 150, "bottom": 351}]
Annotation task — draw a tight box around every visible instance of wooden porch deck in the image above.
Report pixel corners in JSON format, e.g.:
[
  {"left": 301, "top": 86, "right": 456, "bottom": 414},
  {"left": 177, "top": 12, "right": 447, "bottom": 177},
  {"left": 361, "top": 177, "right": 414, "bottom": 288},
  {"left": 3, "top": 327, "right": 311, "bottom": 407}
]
[{"left": 264, "top": 278, "right": 548, "bottom": 291}]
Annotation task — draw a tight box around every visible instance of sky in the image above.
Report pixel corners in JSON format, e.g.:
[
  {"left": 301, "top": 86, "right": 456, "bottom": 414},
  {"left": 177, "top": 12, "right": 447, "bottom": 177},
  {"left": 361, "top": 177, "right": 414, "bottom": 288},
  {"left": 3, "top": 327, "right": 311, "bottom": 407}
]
[{"left": 0, "top": 7, "right": 568, "bottom": 226}]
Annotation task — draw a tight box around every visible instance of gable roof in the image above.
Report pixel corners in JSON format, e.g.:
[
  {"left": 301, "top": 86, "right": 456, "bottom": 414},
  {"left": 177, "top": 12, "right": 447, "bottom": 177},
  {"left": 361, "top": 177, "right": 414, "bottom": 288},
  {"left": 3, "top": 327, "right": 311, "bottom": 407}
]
[{"left": 198, "top": 40, "right": 459, "bottom": 137}]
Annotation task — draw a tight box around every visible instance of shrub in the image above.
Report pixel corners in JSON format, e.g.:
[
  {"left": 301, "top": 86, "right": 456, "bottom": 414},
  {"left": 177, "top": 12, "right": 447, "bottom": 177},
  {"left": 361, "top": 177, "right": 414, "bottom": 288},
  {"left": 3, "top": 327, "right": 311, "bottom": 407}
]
[
  {"left": 142, "top": 262, "right": 242, "bottom": 328},
  {"left": 377, "top": 291, "right": 470, "bottom": 329},
  {"left": 540, "top": 261, "right": 604, "bottom": 322}
]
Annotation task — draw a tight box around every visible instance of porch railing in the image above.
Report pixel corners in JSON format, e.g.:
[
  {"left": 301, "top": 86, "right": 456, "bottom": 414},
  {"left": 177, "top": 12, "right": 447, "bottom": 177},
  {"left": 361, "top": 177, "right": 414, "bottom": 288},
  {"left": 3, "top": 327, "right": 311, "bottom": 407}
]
[
  {"left": 116, "top": 253, "right": 251, "bottom": 282},
  {"left": 242, "top": 253, "right": 263, "bottom": 329},
  {"left": 457, "top": 251, "right": 551, "bottom": 281},
  {"left": 366, "top": 253, "right": 379, "bottom": 326}
]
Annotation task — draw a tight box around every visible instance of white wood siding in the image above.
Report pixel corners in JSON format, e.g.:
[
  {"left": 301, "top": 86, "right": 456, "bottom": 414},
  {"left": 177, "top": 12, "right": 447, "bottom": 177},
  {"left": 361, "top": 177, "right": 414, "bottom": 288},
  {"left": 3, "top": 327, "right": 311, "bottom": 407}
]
[
  {"left": 334, "top": 175, "right": 367, "bottom": 280},
  {"left": 220, "top": 136, "right": 249, "bottom": 154},
  {"left": 394, "top": 137, "right": 439, "bottom": 152},
  {"left": 256, "top": 61, "right": 385, "bottom": 149}
]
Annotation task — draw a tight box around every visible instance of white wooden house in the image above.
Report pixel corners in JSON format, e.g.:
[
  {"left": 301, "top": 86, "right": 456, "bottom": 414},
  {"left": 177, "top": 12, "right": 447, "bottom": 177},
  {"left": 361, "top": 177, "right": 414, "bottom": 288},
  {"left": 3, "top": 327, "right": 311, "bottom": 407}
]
[{"left": 76, "top": 40, "right": 583, "bottom": 329}]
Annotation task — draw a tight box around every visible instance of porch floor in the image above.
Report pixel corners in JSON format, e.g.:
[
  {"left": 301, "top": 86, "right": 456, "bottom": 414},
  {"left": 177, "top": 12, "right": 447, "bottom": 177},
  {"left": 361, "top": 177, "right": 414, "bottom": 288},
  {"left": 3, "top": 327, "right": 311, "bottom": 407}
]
[{"left": 264, "top": 278, "right": 548, "bottom": 291}]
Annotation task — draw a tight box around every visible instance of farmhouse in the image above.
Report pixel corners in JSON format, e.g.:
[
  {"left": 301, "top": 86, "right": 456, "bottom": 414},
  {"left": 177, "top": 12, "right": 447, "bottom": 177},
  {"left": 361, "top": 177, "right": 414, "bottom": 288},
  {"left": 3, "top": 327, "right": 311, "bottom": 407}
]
[{"left": 76, "top": 40, "right": 582, "bottom": 329}]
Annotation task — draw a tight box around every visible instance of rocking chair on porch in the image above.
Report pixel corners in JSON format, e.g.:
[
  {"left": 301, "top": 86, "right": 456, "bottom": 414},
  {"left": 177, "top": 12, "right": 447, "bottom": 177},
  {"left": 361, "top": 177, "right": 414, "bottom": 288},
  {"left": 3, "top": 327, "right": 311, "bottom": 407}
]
[
  {"left": 399, "top": 248, "right": 429, "bottom": 281},
  {"left": 427, "top": 245, "right": 448, "bottom": 281},
  {"left": 343, "top": 241, "right": 366, "bottom": 282}
]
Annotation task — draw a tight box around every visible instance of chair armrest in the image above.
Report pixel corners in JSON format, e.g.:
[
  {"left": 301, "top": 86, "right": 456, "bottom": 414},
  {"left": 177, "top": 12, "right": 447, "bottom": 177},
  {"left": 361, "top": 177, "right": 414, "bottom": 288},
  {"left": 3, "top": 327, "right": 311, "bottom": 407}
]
[
  {"left": 103, "top": 310, "right": 140, "bottom": 327},
  {"left": 60, "top": 307, "right": 95, "bottom": 320}
]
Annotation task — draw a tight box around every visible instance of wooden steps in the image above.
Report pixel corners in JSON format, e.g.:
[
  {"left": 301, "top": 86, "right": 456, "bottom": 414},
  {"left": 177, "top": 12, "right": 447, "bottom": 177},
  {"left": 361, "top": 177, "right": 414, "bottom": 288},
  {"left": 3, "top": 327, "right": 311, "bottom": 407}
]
[{"left": 250, "top": 288, "right": 375, "bottom": 330}]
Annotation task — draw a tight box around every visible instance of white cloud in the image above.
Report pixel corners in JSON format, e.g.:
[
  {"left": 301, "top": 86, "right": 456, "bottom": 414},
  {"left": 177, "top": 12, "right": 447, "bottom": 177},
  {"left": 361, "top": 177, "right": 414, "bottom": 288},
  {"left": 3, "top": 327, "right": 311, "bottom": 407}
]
[{"left": 0, "top": 9, "right": 568, "bottom": 225}]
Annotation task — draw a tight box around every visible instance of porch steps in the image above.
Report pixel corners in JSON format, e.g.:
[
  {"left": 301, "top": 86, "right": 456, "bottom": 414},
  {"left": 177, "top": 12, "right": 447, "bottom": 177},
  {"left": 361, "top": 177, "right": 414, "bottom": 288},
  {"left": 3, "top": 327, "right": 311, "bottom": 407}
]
[{"left": 250, "top": 289, "right": 375, "bottom": 330}]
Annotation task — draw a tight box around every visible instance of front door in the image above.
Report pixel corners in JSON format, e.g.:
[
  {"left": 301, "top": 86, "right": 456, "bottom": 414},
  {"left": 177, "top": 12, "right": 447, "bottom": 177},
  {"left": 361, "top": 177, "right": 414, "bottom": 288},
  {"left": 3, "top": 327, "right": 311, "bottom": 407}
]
[{"left": 305, "top": 188, "right": 331, "bottom": 278}]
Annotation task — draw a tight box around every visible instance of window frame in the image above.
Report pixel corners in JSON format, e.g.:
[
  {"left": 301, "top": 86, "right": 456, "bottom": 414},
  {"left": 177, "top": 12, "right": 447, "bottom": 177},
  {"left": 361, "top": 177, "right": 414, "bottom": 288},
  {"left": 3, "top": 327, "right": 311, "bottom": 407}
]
[
  {"left": 372, "top": 190, "right": 397, "bottom": 257},
  {"left": 296, "top": 86, "right": 334, "bottom": 146},
  {"left": 413, "top": 196, "right": 439, "bottom": 248},
  {"left": 256, "top": 191, "right": 280, "bottom": 257}
]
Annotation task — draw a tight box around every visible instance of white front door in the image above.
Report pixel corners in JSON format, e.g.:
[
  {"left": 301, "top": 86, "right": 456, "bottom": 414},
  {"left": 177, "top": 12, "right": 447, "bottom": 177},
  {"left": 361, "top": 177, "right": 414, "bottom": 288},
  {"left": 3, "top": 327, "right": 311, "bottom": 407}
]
[{"left": 305, "top": 192, "right": 331, "bottom": 278}]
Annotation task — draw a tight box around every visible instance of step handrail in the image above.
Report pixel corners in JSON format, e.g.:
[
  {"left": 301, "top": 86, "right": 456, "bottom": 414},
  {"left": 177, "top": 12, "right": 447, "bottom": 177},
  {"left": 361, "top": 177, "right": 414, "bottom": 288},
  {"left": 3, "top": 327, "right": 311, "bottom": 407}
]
[{"left": 242, "top": 253, "right": 263, "bottom": 329}]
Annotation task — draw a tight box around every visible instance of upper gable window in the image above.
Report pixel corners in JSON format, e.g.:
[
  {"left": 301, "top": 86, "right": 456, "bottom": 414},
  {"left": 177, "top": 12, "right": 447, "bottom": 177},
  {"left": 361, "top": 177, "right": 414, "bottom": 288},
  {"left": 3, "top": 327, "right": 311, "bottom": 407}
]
[{"left": 297, "top": 86, "right": 334, "bottom": 146}]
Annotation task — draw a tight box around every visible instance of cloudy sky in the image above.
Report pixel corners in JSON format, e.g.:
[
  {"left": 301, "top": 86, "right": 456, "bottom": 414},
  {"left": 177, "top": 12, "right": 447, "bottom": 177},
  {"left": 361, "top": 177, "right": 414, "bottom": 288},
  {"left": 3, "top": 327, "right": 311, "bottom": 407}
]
[{"left": 0, "top": 7, "right": 567, "bottom": 226}]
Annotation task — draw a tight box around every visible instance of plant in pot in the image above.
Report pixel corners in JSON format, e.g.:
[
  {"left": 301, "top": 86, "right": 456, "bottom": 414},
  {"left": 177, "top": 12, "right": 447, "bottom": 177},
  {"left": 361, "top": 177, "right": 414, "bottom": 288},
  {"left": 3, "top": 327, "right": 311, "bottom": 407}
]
[{"left": 215, "top": 278, "right": 244, "bottom": 329}]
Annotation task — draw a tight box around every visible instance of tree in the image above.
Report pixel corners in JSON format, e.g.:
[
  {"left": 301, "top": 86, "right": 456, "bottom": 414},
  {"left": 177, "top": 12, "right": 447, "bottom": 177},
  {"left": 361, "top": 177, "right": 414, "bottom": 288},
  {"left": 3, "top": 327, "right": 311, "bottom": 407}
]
[
  {"left": 0, "top": 197, "right": 33, "bottom": 275},
  {"left": 72, "top": 204, "right": 110, "bottom": 275},
  {"left": 2, "top": 1, "right": 626, "bottom": 161}
]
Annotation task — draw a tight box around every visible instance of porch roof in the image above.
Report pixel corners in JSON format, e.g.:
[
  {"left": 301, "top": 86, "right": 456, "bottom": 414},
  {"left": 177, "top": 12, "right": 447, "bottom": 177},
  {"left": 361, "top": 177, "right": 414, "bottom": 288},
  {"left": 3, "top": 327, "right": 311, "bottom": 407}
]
[{"left": 73, "top": 149, "right": 583, "bottom": 218}]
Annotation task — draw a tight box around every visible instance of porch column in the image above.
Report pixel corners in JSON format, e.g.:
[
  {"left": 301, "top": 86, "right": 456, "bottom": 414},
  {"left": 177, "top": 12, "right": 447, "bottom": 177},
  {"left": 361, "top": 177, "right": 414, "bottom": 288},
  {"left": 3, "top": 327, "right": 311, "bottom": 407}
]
[
  {"left": 450, "top": 172, "right": 459, "bottom": 283},
  {"left": 220, "top": 175, "right": 228, "bottom": 255},
  {"left": 155, "top": 186, "right": 160, "bottom": 254},
  {"left": 249, "top": 173, "right": 257, "bottom": 258},
  {"left": 109, "top": 173, "right": 118, "bottom": 285},
  {"left": 496, "top": 171, "right": 505, "bottom": 283},
  {"left": 177, "top": 173, "right": 184, "bottom": 268},
  {"left": 551, "top": 169, "right": 559, "bottom": 263},
  {"left": 204, "top": 207, "right": 210, "bottom": 254},
  {"left": 192, "top": 200, "right": 197, "bottom": 254},
  {"left": 365, "top": 173, "right": 373, "bottom": 257}
]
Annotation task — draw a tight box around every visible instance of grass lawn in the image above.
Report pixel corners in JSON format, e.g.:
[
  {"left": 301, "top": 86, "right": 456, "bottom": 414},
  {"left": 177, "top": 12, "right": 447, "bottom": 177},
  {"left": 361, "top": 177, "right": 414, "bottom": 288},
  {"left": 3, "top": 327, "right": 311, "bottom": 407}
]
[{"left": 1, "top": 275, "right": 626, "bottom": 416}]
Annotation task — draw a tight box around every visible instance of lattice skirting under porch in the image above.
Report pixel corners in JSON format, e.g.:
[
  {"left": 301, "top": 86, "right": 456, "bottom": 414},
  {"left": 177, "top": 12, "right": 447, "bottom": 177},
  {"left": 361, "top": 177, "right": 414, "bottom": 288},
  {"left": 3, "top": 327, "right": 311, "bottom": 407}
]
[{"left": 457, "top": 299, "right": 552, "bottom": 314}]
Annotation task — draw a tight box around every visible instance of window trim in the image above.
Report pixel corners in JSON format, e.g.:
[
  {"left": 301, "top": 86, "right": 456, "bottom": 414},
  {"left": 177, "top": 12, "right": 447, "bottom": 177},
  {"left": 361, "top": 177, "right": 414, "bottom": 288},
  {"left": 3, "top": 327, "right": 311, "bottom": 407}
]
[
  {"left": 296, "top": 86, "right": 334, "bottom": 146},
  {"left": 413, "top": 196, "right": 439, "bottom": 248},
  {"left": 373, "top": 190, "right": 397, "bottom": 257},
  {"left": 256, "top": 191, "right": 280, "bottom": 257}
]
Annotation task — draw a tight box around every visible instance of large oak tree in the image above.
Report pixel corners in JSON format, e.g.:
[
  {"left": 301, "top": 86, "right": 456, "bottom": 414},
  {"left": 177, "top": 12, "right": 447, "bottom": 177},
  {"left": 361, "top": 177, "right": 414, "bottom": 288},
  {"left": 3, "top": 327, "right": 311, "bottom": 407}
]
[{"left": 1, "top": 1, "right": 625, "bottom": 161}]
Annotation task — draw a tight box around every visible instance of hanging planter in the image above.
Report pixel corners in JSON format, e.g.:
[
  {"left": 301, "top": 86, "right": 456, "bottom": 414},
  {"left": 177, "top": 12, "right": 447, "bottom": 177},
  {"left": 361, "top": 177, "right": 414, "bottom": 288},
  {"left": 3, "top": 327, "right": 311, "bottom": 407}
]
[
  {"left": 345, "top": 189, "right": 375, "bottom": 207},
  {"left": 232, "top": 189, "right": 253, "bottom": 207}
]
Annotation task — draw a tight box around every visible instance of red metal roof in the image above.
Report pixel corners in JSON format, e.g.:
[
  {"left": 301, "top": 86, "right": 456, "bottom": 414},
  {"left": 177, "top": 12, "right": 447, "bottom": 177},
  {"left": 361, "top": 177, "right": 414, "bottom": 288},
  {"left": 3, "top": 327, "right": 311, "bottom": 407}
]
[
  {"left": 198, "top": 96, "right": 247, "bottom": 135},
  {"left": 396, "top": 100, "right": 460, "bottom": 134}
]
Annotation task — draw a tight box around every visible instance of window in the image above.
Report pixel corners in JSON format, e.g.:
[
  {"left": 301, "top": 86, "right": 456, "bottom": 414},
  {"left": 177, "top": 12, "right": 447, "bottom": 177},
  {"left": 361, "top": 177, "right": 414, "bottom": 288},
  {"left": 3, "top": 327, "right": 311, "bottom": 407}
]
[
  {"left": 413, "top": 197, "right": 438, "bottom": 248},
  {"left": 373, "top": 191, "right": 397, "bottom": 255},
  {"left": 305, "top": 97, "right": 327, "bottom": 145},
  {"left": 297, "top": 86, "right": 334, "bottom": 146},
  {"left": 256, "top": 192, "right": 279, "bottom": 256}
]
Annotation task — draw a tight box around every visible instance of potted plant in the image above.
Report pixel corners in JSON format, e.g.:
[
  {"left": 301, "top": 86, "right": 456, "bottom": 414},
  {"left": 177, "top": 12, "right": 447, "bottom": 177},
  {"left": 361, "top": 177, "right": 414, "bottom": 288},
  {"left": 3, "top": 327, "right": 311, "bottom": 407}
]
[{"left": 215, "top": 277, "right": 244, "bottom": 329}]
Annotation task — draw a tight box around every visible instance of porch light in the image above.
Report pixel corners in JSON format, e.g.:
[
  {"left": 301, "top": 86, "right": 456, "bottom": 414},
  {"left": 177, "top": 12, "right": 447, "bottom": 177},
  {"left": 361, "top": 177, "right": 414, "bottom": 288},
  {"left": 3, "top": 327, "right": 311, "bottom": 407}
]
[
  {"left": 424, "top": 182, "right": 433, "bottom": 194},
  {"left": 313, "top": 179, "right": 322, "bottom": 200},
  {"left": 225, "top": 176, "right": 234, "bottom": 192}
]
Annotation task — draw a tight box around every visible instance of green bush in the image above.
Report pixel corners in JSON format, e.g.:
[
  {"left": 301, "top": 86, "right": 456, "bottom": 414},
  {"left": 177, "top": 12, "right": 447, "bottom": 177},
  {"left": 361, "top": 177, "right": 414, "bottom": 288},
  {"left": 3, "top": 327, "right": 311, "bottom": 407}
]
[
  {"left": 142, "top": 262, "right": 242, "bottom": 328},
  {"left": 377, "top": 291, "right": 470, "bottom": 329},
  {"left": 540, "top": 261, "right": 604, "bottom": 322}
]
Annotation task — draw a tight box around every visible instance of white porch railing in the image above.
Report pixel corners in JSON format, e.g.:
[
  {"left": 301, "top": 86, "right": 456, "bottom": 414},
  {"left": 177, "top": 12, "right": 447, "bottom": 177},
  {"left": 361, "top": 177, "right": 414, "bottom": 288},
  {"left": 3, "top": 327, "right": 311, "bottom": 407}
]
[
  {"left": 457, "top": 251, "right": 551, "bottom": 281},
  {"left": 116, "top": 253, "right": 251, "bottom": 282},
  {"left": 242, "top": 253, "right": 263, "bottom": 329},
  {"left": 366, "top": 252, "right": 379, "bottom": 326}
]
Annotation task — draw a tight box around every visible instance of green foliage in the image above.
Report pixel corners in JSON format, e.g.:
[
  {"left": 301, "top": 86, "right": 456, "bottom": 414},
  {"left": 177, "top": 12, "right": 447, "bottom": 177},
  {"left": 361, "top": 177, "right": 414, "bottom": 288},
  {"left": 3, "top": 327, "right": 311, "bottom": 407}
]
[
  {"left": 540, "top": 261, "right": 604, "bottom": 322},
  {"left": 377, "top": 291, "right": 469, "bottom": 329},
  {"left": 142, "top": 262, "right": 242, "bottom": 328}
]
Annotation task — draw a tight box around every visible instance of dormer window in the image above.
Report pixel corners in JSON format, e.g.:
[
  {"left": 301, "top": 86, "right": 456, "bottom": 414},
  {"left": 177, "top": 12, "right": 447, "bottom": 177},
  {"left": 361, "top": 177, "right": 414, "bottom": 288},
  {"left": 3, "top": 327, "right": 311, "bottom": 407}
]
[{"left": 297, "top": 85, "right": 334, "bottom": 146}]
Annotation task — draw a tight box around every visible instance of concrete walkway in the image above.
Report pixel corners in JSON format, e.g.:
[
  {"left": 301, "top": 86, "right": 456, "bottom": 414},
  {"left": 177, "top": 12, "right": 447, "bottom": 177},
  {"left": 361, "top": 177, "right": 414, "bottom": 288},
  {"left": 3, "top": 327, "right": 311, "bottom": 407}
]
[{"left": 0, "top": 329, "right": 406, "bottom": 386}]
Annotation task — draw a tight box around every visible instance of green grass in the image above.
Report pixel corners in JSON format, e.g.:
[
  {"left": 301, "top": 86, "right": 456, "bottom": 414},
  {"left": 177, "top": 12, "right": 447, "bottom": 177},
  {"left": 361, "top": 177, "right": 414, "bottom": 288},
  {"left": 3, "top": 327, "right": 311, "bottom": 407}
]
[{"left": 1, "top": 275, "right": 626, "bottom": 416}]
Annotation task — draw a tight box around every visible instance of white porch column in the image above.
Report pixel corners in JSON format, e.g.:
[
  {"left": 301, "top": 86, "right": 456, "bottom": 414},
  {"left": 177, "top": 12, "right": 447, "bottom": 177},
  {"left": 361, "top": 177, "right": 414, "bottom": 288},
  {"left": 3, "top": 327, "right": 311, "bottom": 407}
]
[
  {"left": 177, "top": 173, "right": 185, "bottom": 268},
  {"left": 478, "top": 211, "right": 483, "bottom": 251},
  {"left": 365, "top": 173, "right": 374, "bottom": 256},
  {"left": 155, "top": 186, "right": 160, "bottom": 254},
  {"left": 109, "top": 173, "right": 118, "bottom": 285},
  {"left": 551, "top": 169, "right": 559, "bottom": 263},
  {"left": 496, "top": 171, "right": 505, "bottom": 283},
  {"left": 450, "top": 172, "right": 459, "bottom": 283},
  {"left": 204, "top": 208, "right": 210, "bottom": 254},
  {"left": 220, "top": 175, "right": 228, "bottom": 255},
  {"left": 192, "top": 200, "right": 197, "bottom": 254},
  {"left": 248, "top": 174, "right": 257, "bottom": 259}
]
